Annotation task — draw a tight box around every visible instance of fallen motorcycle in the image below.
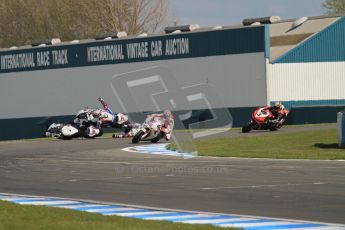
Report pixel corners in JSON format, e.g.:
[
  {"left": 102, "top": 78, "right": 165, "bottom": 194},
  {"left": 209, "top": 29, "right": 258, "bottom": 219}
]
[
  {"left": 45, "top": 123, "right": 102, "bottom": 140},
  {"left": 45, "top": 108, "right": 102, "bottom": 139}
]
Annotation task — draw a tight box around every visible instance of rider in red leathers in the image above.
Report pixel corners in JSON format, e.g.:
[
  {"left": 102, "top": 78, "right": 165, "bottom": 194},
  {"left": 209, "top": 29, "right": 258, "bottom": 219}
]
[
  {"left": 242, "top": 102, "right": 288, "bottom": 133},
  {"left": 263, "top": 102, "right": 285, "bottom": 123}
]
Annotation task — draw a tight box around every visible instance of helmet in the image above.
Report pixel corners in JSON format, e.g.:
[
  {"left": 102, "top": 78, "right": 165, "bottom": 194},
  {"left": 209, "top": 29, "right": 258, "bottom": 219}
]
[
  {"left": 163, "top": 110, "right": 173, "bottom": 119},
  {"left": 273, "top": 102, "right": 283, "bottom": 110},
  {"left": 116, "top": 113, "right": 128, "bottom": 124}
]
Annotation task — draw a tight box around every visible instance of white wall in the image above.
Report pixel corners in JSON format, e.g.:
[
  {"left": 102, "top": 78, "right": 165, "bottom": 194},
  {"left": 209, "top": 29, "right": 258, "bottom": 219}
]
[{"left": 267, "top": 61, "right": 345, "bottom": 103}]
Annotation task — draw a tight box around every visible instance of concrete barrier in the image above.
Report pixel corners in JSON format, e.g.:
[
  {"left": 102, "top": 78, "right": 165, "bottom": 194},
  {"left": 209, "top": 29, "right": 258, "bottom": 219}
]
[{"left": 337, "top": 111, "right": 345, "bottom": 148}]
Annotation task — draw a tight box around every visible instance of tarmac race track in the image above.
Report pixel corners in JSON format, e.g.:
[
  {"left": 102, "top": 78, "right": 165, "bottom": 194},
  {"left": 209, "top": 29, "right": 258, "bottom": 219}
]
[{"left": 0, "top": 126, "right": 344, "bottom": 225}]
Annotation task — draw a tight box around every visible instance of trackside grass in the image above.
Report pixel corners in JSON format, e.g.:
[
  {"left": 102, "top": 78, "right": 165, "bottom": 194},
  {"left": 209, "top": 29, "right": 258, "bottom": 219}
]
[
  {"left": 168, "top": 129, "right": 345, "bottom": 160},
  {"left": 0, "top": 201, "right": 237, "bottom": 230}
]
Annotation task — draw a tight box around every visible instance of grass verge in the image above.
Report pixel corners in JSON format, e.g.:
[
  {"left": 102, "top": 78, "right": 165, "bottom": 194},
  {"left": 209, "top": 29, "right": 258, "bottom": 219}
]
[
  {"left": 168, "top": 129, "right": 345, "bottom": 160},
  {"left": 0, "top": 201, "right": 237, "bottom": 230},
  {"left": 2, "top": 124, "right": 336, "bottom": 143}
]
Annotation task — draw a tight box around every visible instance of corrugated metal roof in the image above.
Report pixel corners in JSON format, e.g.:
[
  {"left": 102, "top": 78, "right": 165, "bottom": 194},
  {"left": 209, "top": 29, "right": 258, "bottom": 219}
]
[
  {"left": 270, "top": 45, "right": 294, "bottom": 61},
  {"left": 274, "top": 16, "right": 345, "bottom": 63},
  {"left": 270, "top": 16, "right": 340, "bottom": 36},
  {"left": 270, "top": 16, "right": 341, "bottom": 61}
]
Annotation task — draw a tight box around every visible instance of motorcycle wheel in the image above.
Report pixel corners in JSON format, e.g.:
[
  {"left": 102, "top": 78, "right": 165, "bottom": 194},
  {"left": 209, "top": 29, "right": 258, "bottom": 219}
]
[
  {"left": 132, "top": 130, "right": 145, "bottom": 144},
  {"left": 242, "top": 123, "right": 252, "bottom": 133},
  {"left": 269, "top": 126, "right": 278, "bottom": 131},
  {"left": 96, "top": 130, "right": 103, "bottom": 137},
  {"left": 268, "top": 122, "right": 279, "bottom": 131},
  {"left": 150, "top": 132, "right": 164, "bottom": 143}
]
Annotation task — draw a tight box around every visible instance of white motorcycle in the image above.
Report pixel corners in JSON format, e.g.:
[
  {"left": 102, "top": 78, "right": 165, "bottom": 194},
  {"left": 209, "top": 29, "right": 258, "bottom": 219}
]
[
  {"left": 131, "top": 116, "right": 169, "bottom": 144},
  {"left": 45, "top": 108, "right": 102, "bottom": 140},
  {"left": 45, "top": 123, "right": 102, "bottom": 140}
]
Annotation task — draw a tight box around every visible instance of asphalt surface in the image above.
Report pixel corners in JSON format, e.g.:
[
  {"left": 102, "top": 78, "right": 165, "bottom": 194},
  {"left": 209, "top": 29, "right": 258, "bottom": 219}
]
[{"left": 0, "top": 126, "right": 344, "bottom": 224}]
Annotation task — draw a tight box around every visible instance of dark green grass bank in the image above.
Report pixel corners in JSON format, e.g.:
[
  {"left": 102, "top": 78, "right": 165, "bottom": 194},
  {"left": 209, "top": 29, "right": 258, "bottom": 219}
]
[
  {"left": 169, "top": 129, "right": 345, "bottom": 160},
  {"left": 0, "top": 201, "right": 238, "bottom": 230}
]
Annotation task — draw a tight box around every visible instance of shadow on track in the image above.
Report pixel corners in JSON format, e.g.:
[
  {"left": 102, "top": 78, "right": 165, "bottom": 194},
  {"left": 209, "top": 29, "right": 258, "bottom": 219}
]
[{"left": 314, "top": 143, "right": 340, "bottom": 149}]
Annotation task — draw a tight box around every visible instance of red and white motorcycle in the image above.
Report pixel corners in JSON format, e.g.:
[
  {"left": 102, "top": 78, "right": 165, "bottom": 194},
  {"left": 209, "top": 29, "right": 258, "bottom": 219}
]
[
  {"left": 242, "top": 107, "right": 289, "bottom": 133},
  {"left": 132, "top": 115, "right": 170, "bottom": 144}
]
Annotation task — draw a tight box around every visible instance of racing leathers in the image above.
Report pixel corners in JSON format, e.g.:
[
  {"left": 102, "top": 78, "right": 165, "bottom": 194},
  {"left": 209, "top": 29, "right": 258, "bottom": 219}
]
[
  {"left": 146, "top": 111, "right": 174, "bottom": 141},
  {"left": 96, "top": 98, "right": 132, "bottom": 137},
  {"left": 263, "top": 106, "right": 283, "bottom": 124}
]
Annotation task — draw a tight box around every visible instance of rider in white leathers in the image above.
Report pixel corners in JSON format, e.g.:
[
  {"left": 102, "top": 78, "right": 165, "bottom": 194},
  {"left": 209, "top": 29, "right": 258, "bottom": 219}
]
[{"left": 146, "top": 110, "right": 174, "bottom": 140}]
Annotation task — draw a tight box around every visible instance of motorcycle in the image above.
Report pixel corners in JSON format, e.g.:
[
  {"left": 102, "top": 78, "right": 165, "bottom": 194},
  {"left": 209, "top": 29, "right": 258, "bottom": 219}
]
[
  {"left": 242, "top": 107, "right": 289, "bottom": 133},
  {"left": 45, "top": 108, "right": 103, "bottom": 139},
  {"left": 132, "top": 116, "right": 169, "bottom": 144},
  {"left": 45, "top": 123, "right": 102, "bottom": 140}
]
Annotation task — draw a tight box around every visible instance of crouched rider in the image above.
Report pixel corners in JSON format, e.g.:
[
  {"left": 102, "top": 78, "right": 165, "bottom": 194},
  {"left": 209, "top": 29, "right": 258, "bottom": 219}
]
[{"left": 146, "top": 110, "right": 174, "bottom": 141}]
